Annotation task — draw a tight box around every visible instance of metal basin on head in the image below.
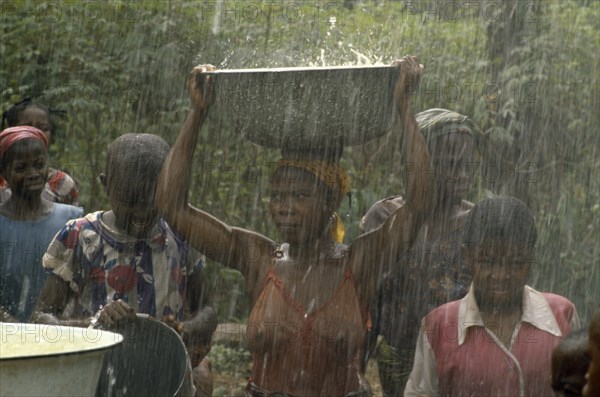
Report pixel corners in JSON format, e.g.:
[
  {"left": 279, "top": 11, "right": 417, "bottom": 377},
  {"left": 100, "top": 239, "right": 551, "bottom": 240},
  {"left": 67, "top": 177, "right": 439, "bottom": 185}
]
[
  {"left": 0, "top": 322, "right": 123, "bottom": 397},
  {"left": 202, "top": 65, "right": 399, "bottom": 150}
]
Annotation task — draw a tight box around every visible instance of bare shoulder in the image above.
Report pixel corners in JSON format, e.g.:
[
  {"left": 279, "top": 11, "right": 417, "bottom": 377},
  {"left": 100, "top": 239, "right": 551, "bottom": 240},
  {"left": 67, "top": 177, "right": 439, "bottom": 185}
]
[{"left": 360, "top": 195, "right": 406, "bottom": 233}]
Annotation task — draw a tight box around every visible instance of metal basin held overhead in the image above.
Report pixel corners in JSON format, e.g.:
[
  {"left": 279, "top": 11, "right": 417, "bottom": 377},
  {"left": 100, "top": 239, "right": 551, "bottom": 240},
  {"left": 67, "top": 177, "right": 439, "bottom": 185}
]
[
  {"left": 201, "top": 65, "right": 400, "bottom": 150},
  {"left": 0, "top": 322, "right": 123, "bottom": 397}
]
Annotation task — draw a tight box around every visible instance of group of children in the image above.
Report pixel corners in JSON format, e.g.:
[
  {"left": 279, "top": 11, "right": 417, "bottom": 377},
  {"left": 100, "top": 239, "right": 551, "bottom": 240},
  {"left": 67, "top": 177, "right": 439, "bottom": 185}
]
[
  {"left": 0, "top": 100, "right": 215, "bottom": 396},
  {"left": 0, "top": 59, "right": 598, "bottom": 397}
]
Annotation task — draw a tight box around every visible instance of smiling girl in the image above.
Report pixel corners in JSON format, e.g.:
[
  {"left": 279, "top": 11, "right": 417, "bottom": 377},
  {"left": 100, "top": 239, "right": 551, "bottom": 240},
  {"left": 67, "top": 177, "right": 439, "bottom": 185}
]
[
  {"left": 0, "top": 126, "right": 82, "bottom": 322},
  {"left": 1, "top": 98, "right": 79, "bottom": 206}
]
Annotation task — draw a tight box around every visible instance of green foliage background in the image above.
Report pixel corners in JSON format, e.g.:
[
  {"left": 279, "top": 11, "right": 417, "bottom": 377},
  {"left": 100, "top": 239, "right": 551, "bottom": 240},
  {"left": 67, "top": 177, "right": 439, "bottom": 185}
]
[{"left": 1, "top": 0, "right": 598, "bottom": 324}]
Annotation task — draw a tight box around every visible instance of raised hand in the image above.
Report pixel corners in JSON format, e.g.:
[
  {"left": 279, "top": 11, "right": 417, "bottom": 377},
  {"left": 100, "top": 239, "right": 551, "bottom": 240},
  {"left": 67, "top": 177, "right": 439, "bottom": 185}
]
[
  {"left": 392, "top": 55, "right": 424, "bottom": 116},
  {"left": 188, "top": 64, "right": 216, "bottom": 111}
]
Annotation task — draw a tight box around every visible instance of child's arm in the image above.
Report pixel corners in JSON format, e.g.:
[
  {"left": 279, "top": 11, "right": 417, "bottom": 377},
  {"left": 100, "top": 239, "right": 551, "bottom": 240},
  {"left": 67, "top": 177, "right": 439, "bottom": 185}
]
[
  {"left": 31, "top": 274, "right": 89, "bottom": 327},
  {"left": 184, "top": 270, "right": 217, "bottom": 367},
  {"left": 32, "top": 273, "right": 136, "bottom": 327},
  {"left": 162, "top": 254, "right": 217, "bottom": 367},
  {"left": 32, "top": 220, "right": 136, "bottom": 328}
]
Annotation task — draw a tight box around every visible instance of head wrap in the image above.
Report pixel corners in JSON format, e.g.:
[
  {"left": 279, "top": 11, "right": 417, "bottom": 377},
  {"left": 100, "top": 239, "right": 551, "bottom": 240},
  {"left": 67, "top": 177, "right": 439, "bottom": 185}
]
[
  {"left": 0, "top": 126, "right": 48, "bottom": 158},
  {"left": 415, "top": 108, "right": 479, "bottom": 152},
  {"left": 274, "top": 158, "right": 351, "bottom": 243}
]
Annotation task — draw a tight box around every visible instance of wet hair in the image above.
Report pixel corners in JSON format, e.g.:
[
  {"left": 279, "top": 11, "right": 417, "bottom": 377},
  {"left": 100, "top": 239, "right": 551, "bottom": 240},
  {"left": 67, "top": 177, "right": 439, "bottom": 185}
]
[
  {"left": 104, "top": 133, "right": 170, "bottom": 200},
  {"left": 462, "top": 196, "right": 537, "bottom": 249},
  {"left": 2, "top": 97, "right": 66, "bottom": 138},
  {"left": 551, "top": 329, "right": 590, "bottom": 395}
]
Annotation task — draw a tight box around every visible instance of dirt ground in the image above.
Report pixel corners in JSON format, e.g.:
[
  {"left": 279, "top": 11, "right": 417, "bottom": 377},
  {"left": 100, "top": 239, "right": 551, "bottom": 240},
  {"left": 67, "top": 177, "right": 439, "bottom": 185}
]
[{"left": 212, "top": 359, "right": 383, "bottom": 397}]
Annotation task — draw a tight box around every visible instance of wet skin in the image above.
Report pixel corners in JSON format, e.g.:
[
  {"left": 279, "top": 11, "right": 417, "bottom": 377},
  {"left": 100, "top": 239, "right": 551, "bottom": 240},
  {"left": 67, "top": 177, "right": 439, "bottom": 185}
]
[
  {"left": 15, "top": 107, "right": 52, "bottom": 143},
  {"left": 465, "top": 239, "right": 533, "bottom": 312},
  {"left": 1, "top": 143, "right": 49, "bottom": 199},
  {"left": 269, "top": 167, "right": 334, "bottom": 247},
  {"left": 432, "top": 131, "right": 474, "bottom": 208},
  {"left": 154, "top": 57, "right": 436, "bottom": 395},
  {"left": 461, "top": 239, "right": 533, "bottom": 347},
  {"left": 100, "top": 175, "right": 159, "bottom": 239}
]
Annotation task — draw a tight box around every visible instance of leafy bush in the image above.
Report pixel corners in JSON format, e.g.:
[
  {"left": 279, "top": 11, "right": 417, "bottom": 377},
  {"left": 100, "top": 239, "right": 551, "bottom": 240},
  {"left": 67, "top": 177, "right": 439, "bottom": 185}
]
[{"left": 2, "top": 0, "right": 598, "bottom": 323}]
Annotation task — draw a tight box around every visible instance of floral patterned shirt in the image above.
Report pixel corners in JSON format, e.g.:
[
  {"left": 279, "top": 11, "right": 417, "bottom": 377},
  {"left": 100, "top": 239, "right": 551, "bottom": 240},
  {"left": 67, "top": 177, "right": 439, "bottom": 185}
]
[{"left": 43, "top": 211, "right": 201, "bottom": 320}]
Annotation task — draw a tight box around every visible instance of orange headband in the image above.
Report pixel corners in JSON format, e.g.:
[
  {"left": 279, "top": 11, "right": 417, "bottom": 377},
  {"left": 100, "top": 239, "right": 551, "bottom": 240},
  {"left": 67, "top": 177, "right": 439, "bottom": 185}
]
[{"left": 274, "top": 159, "right": 350, "bottom": 203}]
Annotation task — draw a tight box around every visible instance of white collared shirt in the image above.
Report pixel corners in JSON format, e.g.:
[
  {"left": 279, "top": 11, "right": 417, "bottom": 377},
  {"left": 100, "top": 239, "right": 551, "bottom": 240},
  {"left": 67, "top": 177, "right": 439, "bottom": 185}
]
[{"left": 404, "top": 284, "right": 580, "bottom": 397}]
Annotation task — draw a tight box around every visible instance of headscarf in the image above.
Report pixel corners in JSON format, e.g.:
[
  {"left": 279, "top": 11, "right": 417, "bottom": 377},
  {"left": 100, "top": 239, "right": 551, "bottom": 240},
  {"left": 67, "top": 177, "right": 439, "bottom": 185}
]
[
  {"left": 415, "top": 108, "right": 479, "bottom": 151},
  {"left": 0, "top": 126, "right": 48, "bottom": 158},
  {"left": 274, "top": 158, "right": 351, "bottom": 243}
]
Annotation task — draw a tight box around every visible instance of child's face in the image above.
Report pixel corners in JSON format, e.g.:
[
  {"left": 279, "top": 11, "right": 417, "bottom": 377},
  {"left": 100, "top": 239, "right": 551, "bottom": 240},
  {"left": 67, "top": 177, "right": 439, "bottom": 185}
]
[
  {"left": 463, "top": 239, "right": 533, "bottom": 311},
  {"left": 16, "top": 107, "right": 52, "bottom": 142},
  {"left": 2, "top": 141, "right": 48, "bottom": 198},
  {"left": 106, "top": 181, "right": 158, "bottom": 239}
]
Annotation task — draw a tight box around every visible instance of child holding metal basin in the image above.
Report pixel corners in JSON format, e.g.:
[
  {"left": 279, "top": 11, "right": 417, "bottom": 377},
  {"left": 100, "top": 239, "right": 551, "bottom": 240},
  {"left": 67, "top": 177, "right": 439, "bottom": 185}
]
[
  {"left": 155, "top": 56, "right": 434, "bottom": 396},
  {"left": 32, "top": 133, "right": 217, "bottom": 396}
]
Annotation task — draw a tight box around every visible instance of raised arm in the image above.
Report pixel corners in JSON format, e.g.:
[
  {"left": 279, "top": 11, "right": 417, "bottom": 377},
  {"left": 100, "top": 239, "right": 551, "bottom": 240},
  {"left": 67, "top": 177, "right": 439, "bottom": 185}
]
[
  {"left": 349, "top": 56, "right": 435, "bottom": 302},
  {"left": 155, "top": 66, "right": 274, "bottom": 277}
]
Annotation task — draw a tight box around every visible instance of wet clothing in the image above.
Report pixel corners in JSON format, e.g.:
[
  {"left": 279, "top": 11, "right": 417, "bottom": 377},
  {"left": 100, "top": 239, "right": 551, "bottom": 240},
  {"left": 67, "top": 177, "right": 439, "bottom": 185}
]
[
  {"left": 42, "top": 211, "right": 200, "bottom": 320},
  {"left": 0, "top": 169, "right": 80, "bottom": 206},
  {"left": 246, "top": 243, "right": 369, "bottom": 397},
  {"left": 43, "top": 169, "right": 79, "bottom": 206},
  {"left": 405, "top": 285, "right": 580, "bottom": 397},
  {"left": 246, "top": 381, "right": 371, "bottom": 397},
  {"left": 0, "top": 203, "right": 83, "bottom": 321},
  {"left": 361, "top": 196, "right": 471, "bottom": 396}
]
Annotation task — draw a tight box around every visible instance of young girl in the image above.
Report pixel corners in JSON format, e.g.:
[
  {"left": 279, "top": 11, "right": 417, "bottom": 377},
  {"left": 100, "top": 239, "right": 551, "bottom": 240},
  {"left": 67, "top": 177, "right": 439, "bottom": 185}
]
[
  {"left": 0, "top": 126, "right": 82, "bottom": 322},
  {"left": 1, "top": 98, "right": 79, "bottom": 206}
]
